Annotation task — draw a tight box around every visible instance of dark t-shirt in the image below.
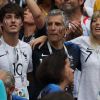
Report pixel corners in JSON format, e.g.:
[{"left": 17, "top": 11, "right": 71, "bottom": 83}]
[
  {"left": 32, "top": 41, "right": 81, "bottom": 99},
  {"left": 32, "top": 41, "right": 81, "bottom": 75},
  {"left": 19, "top": 25, "right": 47, "bottom": 43}
]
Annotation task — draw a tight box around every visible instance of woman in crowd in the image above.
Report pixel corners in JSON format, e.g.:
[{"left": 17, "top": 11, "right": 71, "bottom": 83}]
[
  {"left": 66, "top": 10, "right": 100, "bottom": 100},
  {"left": 36, "top": 52, "right": 74, "bottom": 99}
]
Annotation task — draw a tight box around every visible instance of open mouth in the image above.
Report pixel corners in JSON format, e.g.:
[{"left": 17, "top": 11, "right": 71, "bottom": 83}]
[
  {"left": 95, "top": 27, "right": 100, "bottom": 30},
  {"left": 95, "top": 27, "right": 100, "bottom": 31},
  {"left": 10, "top": 25, "right": 17, "bottom": 27}
]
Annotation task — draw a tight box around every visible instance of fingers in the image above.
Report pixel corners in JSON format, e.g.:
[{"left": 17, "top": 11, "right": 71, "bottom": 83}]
[
  {"left": 29, "top": 39, "right": 36, "bottom": 49},
  {"left": 38, "top": 42, "right": 44, "bottom": 49},
  {"left": 68, "top": 21, "right": 83, "bottom": 35},
  {"left": 29, "top": 36, "right": 47, "bottom": 49}
]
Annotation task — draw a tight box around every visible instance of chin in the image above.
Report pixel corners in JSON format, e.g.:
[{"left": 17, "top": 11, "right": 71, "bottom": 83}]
[
  {"left": 50, "top": 40, "right": 58, "bottom": 43},
  {"left": 8, "top": 31, "right": 18, "bottom": 34},
  {"left": 93, "top": 34, "right": 100, "bottom": 40}
]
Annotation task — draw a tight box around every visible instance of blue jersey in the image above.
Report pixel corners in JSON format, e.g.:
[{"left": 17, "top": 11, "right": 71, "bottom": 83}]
[
  {"left": 0, "top": 80, "right": 7, "bottom": 100},
  {"left": 12, "top": 95, "right": 27, "bottom": 100},
  {"left": 38, "top": 84, "right": 62, "bottom": 99}
]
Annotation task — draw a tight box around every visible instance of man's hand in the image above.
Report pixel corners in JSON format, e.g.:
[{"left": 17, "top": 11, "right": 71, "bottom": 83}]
[{"left": 30, "top": 36, "right": 47, "bottom": 49}]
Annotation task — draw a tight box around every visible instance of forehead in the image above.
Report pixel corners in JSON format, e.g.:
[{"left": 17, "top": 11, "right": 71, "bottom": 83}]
[
  {"left": 47, "top": 15, "right": 64, "bottom": 23},
  {"left": 4, "top": 13, "right": 19, "bottom": 16}
]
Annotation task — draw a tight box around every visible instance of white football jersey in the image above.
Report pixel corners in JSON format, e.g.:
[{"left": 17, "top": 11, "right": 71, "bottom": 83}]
[
  {"left": 70, "top": 36, "right": 100, "bottom": 100},
  {"left": 0, "top": 36, "right": 33, "bottom": 99},
  {"left": 81, "top": 16, "right": 91, "bottom": 36}
]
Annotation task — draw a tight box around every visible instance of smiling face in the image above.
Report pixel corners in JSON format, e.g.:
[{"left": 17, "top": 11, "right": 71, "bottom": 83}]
[
  {"left": 91, "top": 11, "right": 100, "bottom": 40},
  {"left": 61, "top": 0, "right": 84, "bottom": 13},
  {"left": 47, "top": 15, "right": 66, "bottom": 43},
  {"left": 2, "top": 13, "right": 23, "bottom": 34}
]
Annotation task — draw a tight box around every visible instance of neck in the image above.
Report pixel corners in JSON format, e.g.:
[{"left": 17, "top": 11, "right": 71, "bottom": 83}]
[
  {"left": 24, "top": 24, "right": 36, "bottom": 37},
  {"left": 60, "top": 80, "right": 68, "bottom": 91},
  {"left": 8, "top": 95, "right": 12, "bottom": 100},
  {"left": 90, "top": 35, "right": 100, "bottom": 47},
  {"left": 49, "top": 41, "right": 64, "bottom": 49},
  {"left": 3, "top": 32, "right": 19, "bottom": 47},
  {"left": 67, "top": 9, "right": 82, "bottom": 21}
]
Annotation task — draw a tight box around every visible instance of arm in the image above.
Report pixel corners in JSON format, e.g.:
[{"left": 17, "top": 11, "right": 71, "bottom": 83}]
[
  {"left": 30, "top": 35, "right": 47, "bottom": 49},
  {"left": 26, "top": 0, "right": 45, "bottom": 29}
]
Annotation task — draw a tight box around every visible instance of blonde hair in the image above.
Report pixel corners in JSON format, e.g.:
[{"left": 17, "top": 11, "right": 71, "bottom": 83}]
[{"left": 90, "top": 10, "right": 100, "bottom": 48}]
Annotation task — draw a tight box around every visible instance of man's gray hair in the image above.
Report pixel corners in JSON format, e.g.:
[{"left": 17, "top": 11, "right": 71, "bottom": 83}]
[
  {"left": 0, "top": 69, "right": 15, "bottom": 88},
  {"left": 46, "top": 9, "right": 68, "bottom": 27}
]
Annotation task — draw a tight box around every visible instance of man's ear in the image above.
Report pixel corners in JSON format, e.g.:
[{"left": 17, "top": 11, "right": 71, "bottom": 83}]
[
  {"left": 79, "top": 0, "right": 84, "bottom": 6},
  {"left": 63, "top": 28, "right": 66, "bottom": 37},
  {"left": 20, "top": 21, "right": 23, "bottom": 27}
]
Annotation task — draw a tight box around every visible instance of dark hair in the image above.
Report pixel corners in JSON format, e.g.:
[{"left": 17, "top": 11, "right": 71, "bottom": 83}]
[
  {"left": 37, "top": 0, "right": 53, "bottom": 4},
  {"left": 39, "top": 91, "right": 74, "bottom": 100},
  {"left": 36, "top": 51, "right": 68, "bottom": 86},
  {"left": 0, "top": 3, "right": 24, "bottom": 22},
  {"left": 90, "top": 10, "right": 100, "bottom": 27}
]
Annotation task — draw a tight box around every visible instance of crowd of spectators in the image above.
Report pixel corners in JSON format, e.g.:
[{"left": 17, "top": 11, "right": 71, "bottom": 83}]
[{"left": 0, "top": 0, "right": 100, "bottom": 100}]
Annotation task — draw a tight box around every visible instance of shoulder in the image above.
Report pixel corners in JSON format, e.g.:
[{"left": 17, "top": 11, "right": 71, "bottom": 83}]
[
  {"left": 64, "top": 41, "right": 80, "bottom": 51},
  {"left": 41, "top": 84, "right": 62, "bottom": 94},
  {"left": 39, "top": 84, "right": 61, "bottom": 97},
  {"left": 12, "top": 95, "right": 27, "bottom": 100},
  {"left": 33, "top": 41, "right": 48, "bottom": 51},
  {"left": 19, "top": 40, "right": 31, "bottom": 50},
  {"left": 19, "top": 40, "right": 30, "bottom": 47},
  {"left": 47, "top": 84, "right": 62, "bottom": 92},
  {"left": 68, "top": 36, "right": 90, "bottom": 46}
]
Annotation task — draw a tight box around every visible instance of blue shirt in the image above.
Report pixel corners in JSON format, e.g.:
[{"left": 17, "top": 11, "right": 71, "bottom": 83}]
[
  {"left": 0, "top": 80, "right": 7, "bottom": 100},
  {"left": 12, "top": 95, "right": 27, "bottom": 100},
  {"left": 38, "top": 84, "right": 62, "bottom": 99}
]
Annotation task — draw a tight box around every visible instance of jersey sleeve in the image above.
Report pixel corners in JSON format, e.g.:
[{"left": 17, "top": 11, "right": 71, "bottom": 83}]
[{"left": 64, "top": 42, "right": 81, "bottom": 71}]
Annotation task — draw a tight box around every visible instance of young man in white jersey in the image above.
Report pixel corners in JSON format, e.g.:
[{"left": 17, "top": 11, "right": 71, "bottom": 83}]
[{"left": 0, "top": 3, "right": 33, "bottom": 99}]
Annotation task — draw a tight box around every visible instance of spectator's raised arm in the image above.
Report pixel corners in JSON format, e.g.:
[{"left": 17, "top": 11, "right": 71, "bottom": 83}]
[{"left": 26, "top": 0, "right": 45, "bottom": 29}]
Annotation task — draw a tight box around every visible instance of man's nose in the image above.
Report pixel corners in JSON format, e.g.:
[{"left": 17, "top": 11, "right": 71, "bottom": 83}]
[
  {"left": 51, "top": 23, "right": 56, "bottom": 30},
  {"left": 11, "top": 17, "right": 16, "bottom": 22}
]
